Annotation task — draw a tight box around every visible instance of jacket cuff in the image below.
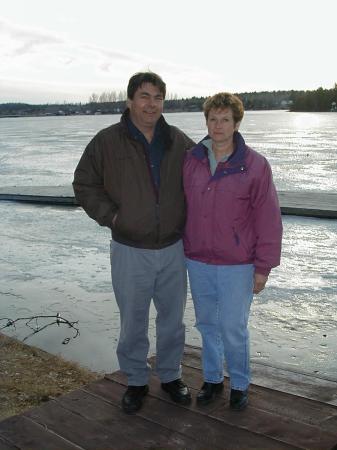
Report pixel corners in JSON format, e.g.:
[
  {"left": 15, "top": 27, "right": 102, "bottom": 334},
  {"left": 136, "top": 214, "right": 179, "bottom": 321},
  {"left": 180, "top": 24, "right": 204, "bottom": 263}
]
[{"left": 254, "top": 266, "right": 271, "bottom": 276}]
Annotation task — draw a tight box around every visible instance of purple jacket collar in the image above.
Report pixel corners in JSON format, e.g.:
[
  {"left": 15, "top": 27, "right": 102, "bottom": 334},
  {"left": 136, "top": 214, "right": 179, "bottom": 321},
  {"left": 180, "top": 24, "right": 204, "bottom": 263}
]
[
  {"left": 191, "top": 131, "right": 247, "bottom": 179},
  {"left": 192, "top": 131, "right": 246, "bottom": 165}
]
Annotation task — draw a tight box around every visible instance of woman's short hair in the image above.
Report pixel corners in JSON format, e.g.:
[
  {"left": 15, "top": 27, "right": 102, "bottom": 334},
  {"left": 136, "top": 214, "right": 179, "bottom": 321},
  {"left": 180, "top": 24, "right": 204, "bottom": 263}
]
[
  {"left": 203, "top": 92, "right": 244, "bottom": 123},
  {"left": 127, "top": 72, "right": 166, "bottom": 100}
]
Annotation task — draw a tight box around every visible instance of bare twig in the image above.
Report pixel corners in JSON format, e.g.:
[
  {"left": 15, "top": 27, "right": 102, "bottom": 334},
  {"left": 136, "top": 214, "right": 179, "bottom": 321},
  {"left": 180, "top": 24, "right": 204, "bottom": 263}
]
[{"left": 0, "top": 314, "right": 80, "bottom": 344}]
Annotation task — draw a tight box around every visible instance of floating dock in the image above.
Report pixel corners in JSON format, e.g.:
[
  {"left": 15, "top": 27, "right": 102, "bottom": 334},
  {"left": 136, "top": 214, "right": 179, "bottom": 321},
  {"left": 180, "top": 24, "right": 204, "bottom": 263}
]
[
  {"left": 0, "top": 186, "right": 77, "bottom": 206},
  {"left": 0, "top": 345, "right": 337, "bottom": 450},
  {"left": 0, "top": 186, "right": 337, "bottom": 218}
]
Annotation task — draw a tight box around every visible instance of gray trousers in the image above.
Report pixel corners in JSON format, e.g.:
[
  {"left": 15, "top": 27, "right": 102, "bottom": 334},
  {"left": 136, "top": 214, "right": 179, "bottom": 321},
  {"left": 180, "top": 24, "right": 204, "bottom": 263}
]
[{"left": 110, "top": 239, "right": 187, "bottom": 386}]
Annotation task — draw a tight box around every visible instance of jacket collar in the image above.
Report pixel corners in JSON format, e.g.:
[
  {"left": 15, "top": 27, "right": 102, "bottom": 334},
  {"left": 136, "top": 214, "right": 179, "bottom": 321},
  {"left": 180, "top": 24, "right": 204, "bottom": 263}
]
[{"left": 192, "top": 131, "right": 247, "bottom": 167}]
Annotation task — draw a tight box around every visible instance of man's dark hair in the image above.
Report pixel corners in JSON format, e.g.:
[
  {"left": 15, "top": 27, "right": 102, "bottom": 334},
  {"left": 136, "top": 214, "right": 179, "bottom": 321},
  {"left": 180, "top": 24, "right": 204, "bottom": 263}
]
[{"left": 127, "top": 72, "right": 166, "bottom": 100}]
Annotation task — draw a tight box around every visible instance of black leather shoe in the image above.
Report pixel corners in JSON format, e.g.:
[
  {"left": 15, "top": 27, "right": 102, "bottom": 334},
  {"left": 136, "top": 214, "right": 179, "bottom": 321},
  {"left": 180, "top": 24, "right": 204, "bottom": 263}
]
[
  {"left": 230, "top": 389, "right": 248, "bottom": 411},
  {"left": 122, "top": 385, "right": 149, "bottom": 414},
  {"left": 161, "top": 378, "right": 192, "bottom": 405},
  {"left": 197, "top": 382, "right": 224, "bottom": 405}
]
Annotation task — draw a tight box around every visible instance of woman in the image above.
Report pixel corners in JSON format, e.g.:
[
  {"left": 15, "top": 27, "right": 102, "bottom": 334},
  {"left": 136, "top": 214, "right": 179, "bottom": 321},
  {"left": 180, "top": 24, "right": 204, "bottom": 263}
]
[{"left": 183, "top": 93, "right": 282, "bottom": 410}]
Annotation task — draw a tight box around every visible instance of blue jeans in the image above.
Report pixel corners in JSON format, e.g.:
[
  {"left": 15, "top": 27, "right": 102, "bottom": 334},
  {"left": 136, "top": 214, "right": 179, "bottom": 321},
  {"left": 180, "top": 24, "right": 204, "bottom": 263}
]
[{"left": 187, "top": 259, "right": 254, "bottom": 390}]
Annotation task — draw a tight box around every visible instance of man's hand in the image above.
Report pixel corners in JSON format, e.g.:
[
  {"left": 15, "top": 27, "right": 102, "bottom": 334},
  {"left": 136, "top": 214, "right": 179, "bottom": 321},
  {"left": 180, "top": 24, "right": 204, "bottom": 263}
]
[{"left": 253, "top": 273, "right": 268, "bottom": 294}]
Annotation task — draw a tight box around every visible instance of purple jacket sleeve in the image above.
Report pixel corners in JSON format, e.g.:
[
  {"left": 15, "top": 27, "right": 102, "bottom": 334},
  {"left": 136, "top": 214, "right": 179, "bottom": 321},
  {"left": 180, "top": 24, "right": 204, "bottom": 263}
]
[{"left": 250, "top": 158, "right": 283, "bottom": 275}]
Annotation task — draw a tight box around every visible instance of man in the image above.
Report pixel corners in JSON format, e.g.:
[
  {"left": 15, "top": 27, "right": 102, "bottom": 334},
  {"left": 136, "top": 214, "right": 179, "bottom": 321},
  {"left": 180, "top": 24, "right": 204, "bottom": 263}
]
[{"left": 73, "top": 72, "right": 194, "bottom": 414}]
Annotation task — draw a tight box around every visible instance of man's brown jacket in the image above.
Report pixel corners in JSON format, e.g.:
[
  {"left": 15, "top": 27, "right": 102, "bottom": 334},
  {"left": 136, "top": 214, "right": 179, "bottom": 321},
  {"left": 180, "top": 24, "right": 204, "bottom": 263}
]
[{"left": 73, "top": 110, "right": 194, "bottom": 249}]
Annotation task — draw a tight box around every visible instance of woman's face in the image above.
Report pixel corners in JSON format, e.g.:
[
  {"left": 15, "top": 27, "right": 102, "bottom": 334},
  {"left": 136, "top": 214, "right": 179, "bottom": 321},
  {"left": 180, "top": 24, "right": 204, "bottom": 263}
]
[{"left": 206, "top": 107, "right": 240, "bottom": 145}]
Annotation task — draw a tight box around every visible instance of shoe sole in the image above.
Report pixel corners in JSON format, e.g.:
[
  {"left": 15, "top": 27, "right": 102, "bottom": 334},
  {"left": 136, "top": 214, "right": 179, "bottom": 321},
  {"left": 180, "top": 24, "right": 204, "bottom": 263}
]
[
  {"left": 196, "top": 394, "right": 219, "bottom": 406},
  {"left": 230, "top": 400, "right": 248, "bottom": 411},
  {"left": 196, "top": 397, "right": 214, "bottom": 406}
]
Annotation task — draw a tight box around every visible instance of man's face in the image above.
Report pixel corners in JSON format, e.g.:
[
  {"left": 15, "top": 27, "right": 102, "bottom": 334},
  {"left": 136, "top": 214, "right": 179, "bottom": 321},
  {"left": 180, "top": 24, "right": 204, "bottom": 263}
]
[
  {"left": 127, "top": 82, "right": 164, "bottom": 131},
  {"left": 206, "top": 107, "right": 240, "bottom": 145}
]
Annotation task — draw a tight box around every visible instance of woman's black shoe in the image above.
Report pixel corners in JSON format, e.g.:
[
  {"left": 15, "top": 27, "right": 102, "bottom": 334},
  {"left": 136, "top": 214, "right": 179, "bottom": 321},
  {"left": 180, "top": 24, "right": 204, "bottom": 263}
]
[
  {"left": 197, "top": 382, "right": 224, "bottom": 405},
  {"left": 230, "top": 389, "right": 248, "bottom": 411}
]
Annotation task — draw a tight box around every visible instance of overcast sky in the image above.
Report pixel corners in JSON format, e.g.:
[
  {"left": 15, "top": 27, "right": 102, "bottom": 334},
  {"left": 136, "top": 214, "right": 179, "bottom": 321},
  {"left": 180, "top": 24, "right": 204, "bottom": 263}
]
[{"left": 1, "top": 0, "right": 336, "bottom": 104}]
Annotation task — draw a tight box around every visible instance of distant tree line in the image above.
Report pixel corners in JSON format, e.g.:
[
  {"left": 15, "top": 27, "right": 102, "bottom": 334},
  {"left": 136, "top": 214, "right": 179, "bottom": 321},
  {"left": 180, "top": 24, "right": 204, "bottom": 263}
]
[
  {"left": 1, "top": 85, "right": 336, "bottom": 117},
  {"left": 86, "top": 90, "right": 295, "bottom": 112},
  {"left": 88, "top": 90, "right": 179, "bottom": 103},
  {"left": 237, "top": 91, "right": 293, "bottom": 110},
  {"left": 289, "top": 85, "right": 337, "bottom": 112},
  {"left": 88, "top": 90, "right": 127, "bottom": 103},
  {"left": 86, "top": 86, "right": 337, "bottom": 112}
]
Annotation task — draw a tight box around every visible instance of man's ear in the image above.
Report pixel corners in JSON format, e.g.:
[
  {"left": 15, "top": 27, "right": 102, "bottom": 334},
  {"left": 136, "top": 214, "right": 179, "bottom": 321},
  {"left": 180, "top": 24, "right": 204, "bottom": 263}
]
[
  {"left": 126, "top": 98, "right": 131, "bottom": 108},
  {"left": 235, "top": 121, "right": 241, "bottom": 131}
]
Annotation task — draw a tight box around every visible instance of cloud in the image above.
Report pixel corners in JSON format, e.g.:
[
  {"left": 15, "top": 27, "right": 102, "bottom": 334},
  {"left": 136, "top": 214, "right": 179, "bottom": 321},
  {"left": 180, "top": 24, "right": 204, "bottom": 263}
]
[
  {"left": 0, "top": 16, "right": 226, "bottom": 102},
  {"left": 82, "top": 44, "right": 140, "bottom": 64},
  {"left": 0, "top": 17, "right": 148, "bottom": 75},
  {"left": 0, "top": 17, "right": 63, "bottom": 56},
  {"left": 0, "top": 76, "right": 106, "bottom": 103}
]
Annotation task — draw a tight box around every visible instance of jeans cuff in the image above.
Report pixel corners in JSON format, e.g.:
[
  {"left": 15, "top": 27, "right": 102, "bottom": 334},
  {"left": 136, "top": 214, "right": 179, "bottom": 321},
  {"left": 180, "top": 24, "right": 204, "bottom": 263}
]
[
  {"left": 230, "top": 384, "right": 249, "bottom": 391},
  {"left": 205, "top": 377, "right": 224, "bottom": 383}
]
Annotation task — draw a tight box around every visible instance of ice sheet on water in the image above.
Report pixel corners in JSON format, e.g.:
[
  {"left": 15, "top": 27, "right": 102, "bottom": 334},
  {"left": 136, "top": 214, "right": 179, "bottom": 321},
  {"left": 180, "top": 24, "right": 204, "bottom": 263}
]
[
  {"left": 1, "top": 111, "right": 337, "bottom": 190},
  {"left": 1, "top": 202, "right": 337, "bottom": 377}
]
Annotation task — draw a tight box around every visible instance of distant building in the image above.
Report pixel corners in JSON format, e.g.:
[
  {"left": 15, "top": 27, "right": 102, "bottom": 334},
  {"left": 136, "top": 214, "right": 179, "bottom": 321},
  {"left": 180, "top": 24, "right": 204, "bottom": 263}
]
[{"left": 280, "top": 100, "right": 293, "bottom": 109}]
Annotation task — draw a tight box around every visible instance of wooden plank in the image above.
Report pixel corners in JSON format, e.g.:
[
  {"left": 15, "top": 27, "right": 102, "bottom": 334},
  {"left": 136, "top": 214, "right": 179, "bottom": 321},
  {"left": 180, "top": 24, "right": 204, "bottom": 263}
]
[
  {"left": 0, "top": 194, "right": 77, "bottom": 206},
  {"left": 1, "top": 343, "right": 337, "bottom": 450},
  {"left": 107, "top": 371, "right": 337, "bottom": 450},
  {"left": 24, "top": 389, "right": 204, "bottom": 450},
  {"left": 0, "top": 186, "right": 74, "bottom": 197},
  {"left": 102, "top": 374, "right": 299, "bottom": 450},
  {"left": 0, "top": 437, "right": 20, "bottom": 450},
  {"left": 0, "top": 186, "right": 78, "bottom": 206},
  {"left": 54, "top": 387, "right": 207, "bottom": 450},
  {"left": 278, "top": 191, "right": 337, "bottom": 218},
  {"left": 183, "top": 345, "right": 337, "bottom": 404},
  {"left": 179, "top": 363, "right": 337, "bottom": 433},
  {"left": 0, "top": 415, "right": 82, "bottom": 450},
  {"left": 250, "top": 364, "right": 337, "bottom": 405},
  {"left": 211, "top": 402, "right": 337, "bottom": 450}
]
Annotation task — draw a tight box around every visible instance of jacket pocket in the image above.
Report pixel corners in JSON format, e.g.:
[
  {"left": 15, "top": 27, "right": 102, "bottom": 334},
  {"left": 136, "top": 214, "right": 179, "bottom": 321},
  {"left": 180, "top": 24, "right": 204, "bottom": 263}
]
[{"left": 232, "top": 226, "right": 254, "bottom": 261}]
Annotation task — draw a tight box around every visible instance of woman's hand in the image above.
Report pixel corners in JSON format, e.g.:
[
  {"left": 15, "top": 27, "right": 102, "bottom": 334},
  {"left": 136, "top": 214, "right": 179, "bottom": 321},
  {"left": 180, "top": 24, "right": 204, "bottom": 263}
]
[{"left": 253, "top": 273, "right": 268, "bottom": 294}]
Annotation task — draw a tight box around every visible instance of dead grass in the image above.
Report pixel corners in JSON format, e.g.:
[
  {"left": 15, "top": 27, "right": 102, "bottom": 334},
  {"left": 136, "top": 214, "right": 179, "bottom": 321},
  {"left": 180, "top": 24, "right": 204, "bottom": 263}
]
[{"left": 0, "top": 333, "right": 102, "bottom": 421}]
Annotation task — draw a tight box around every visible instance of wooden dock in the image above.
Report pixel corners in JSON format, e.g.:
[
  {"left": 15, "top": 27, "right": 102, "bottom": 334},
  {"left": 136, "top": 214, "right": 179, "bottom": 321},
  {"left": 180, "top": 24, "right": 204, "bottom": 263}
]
[
  {"left": 1, "top": 345, "right": 337, "bottom": 450},
  {"left": 0, "top": 186, "right": 337, "bottom": 218},
  {"left": 0, "top": 186, "right": 77, "bottom": 207}
]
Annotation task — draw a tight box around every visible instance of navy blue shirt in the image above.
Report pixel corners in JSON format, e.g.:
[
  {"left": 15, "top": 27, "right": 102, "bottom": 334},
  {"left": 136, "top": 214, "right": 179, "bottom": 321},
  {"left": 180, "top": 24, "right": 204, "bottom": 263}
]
[{"left": 126, "top": 117, "right": 165, "bottom": 189}]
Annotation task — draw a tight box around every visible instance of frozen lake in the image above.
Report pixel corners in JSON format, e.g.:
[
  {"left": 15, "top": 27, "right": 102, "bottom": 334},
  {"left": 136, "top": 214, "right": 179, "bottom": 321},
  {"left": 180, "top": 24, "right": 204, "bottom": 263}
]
[
  {"left": 1, "top": 111, "right": 337, "bottom": 378},
  {"left": 0, "top": 110, "right": 337, "bottom": 191},
  {"left": 1, "top": 202, "right": 337, "bottom": 379}
]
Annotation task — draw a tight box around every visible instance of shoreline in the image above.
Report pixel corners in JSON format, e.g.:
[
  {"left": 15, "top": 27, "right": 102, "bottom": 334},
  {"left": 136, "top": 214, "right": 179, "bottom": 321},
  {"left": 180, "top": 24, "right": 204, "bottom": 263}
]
[{"left": 0, "top": 332, "right": 102, "bottom": 421}]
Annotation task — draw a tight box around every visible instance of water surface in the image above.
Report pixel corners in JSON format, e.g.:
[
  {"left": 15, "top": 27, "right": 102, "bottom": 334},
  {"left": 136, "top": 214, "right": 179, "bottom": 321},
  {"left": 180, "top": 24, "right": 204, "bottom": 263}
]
[
  {"left": 1, "top": 111, "right": 336, "bottom": 191},
  {"left": 0, "top": 111, "right": 336, "bottom": 378}
]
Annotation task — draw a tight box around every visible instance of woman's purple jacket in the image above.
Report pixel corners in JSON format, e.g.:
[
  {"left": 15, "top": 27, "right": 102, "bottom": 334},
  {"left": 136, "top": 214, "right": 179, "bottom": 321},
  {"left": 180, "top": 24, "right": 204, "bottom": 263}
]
[{"left": 183, "top": 131, "right": 283, "bottom": 276}]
